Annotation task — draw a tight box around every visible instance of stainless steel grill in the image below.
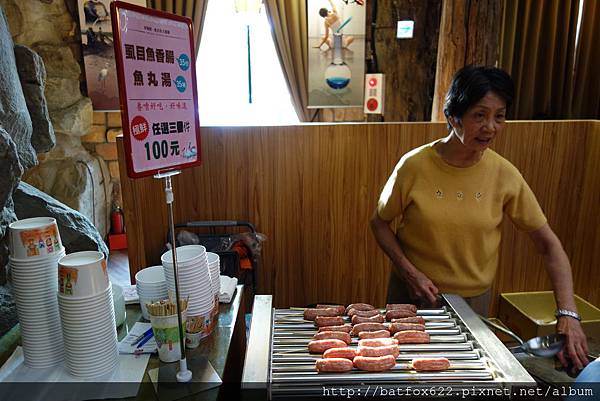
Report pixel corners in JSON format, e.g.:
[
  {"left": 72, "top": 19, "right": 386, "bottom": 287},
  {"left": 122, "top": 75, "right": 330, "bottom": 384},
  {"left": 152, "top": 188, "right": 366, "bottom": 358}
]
[{"left": 242, "top": 294, "right": 535, "bottom": 399}]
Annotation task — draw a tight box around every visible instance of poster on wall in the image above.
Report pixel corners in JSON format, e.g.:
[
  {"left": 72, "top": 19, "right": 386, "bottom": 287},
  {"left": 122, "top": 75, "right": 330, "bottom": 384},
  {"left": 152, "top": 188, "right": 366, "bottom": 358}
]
[
  {"left": 111, "top": 1, "right": 202, "bottom": 178},
  {"left": 77, "top": 0, "right": 146, "bottom": 111},
  {"left": 307, "top": 0, "right": 366, "bottom": 108}
]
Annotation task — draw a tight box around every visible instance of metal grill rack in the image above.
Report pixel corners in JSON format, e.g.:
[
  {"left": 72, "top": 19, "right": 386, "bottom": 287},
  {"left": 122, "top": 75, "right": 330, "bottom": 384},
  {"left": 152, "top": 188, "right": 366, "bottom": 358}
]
[{"left": 243, "top": 294, "right": 535, "bottom": 399}]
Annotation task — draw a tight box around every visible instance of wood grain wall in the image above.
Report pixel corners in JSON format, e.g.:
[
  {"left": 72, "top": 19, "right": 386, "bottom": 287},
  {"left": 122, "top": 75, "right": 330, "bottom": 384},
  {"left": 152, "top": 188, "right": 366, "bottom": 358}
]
[{"left": 118, "top": 120, "right": 600, "bottom": 314}]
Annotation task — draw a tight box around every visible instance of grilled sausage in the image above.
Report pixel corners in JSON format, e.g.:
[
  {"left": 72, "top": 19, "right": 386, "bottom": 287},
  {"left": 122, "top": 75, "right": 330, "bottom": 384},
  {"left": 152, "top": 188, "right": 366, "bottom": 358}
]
[
  {"left": 347, "top": 308, "right": 381, "bottom": 318},
  {"left": 315, "top": 316, "right": 345, "bottom": 327},
  {"left": 357, "top": 345, "right": 399, "bottom": 358},
  {"left": 316, "top": 358, "right": 354, "bottom": 372},
  {"left": 345, "top": 303, "right": 375, "bottom": 314},
  {"left": 391, "top": 316, "right": 426, "bottom": 325},
  {"left": 386, "top": 309, "right": 417, "bottom": 320},
  {"left": 308, "top": 339, "right": 348, "bottom": 354},
  {"left": 358, "top": 338, "right": 399, "bottom": 347},
  {"left": 353, "top": 355, "right": 396, "bottom": 372},
  {"left": 393, "top": 330, "right": 430, "bottom": 344},
  {"left": 412, "top": 357, "right": 450, "bottom": 371},
  {"left": 303, "top": 307, "right": 339, "bottom": 321},
  {"left": 351, "top": 314, "right": 385, "bottom": 325},
  {"left": 388, "top": 322, "right": 426, "bottom": 333},
  {"left": 358, "top": 329, "right": 391, "bottom": 340},
  {"left": 318, "top": 324, "right": 352, "bottom": 333},
  {"left": 316, "top": 304, "right": 345, "bottom": 315},
  {"left": 313, "top": 331, "right": 352, "bottom": 344},
  {"left": 323, "top": 347, "right": 357, "bottom": 360},
  {"left": 386, "top": 303, "right": 417, "bottom": 312},
  {"left": 350, "top": 322, "right": 387, "bottom": 336}
]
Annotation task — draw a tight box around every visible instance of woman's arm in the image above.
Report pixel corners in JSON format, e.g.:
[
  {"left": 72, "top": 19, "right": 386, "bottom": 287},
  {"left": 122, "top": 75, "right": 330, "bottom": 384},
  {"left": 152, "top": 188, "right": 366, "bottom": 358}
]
[
  {"left": 528, "top": 223, "right": 589, "bottom": 369},
  {"left": 370, "top": 211, "right": 439, "bottom": 305}
]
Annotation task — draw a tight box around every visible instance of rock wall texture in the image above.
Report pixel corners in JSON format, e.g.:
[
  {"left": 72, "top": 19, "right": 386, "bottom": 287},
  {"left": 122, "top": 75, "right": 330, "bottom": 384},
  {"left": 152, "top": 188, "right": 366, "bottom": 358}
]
[
  {"left": 0, "top": 1, "right": 111, "bottom": 338},
  {"left": 1, "top": 0, "right": 112, "bottom": 237}
]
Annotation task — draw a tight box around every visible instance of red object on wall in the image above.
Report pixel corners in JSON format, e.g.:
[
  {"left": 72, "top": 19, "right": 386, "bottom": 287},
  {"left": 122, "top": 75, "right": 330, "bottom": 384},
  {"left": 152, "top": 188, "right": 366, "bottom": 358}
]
[
  {"left": 111, "top": 207, "right": 125, "bottom": 234},
  {"left": 108, "top": 233, "right": 128, "bottom": 250}
]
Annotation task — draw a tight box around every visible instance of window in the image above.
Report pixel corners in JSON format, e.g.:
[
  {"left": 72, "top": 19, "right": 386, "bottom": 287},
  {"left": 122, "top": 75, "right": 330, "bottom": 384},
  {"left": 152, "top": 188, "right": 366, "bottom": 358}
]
[{"left": 197, "top": 0, "right": 299, "bottom": 126}]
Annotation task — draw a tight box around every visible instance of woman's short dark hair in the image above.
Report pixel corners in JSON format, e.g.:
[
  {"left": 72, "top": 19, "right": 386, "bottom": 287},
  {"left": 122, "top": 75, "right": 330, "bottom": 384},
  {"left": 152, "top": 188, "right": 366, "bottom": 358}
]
[
  {"left": 319, "top": 8, "right": 329, "bottom": 18},
  {"left": 443, "top": 65, "right": 514, "bottom": 127}
]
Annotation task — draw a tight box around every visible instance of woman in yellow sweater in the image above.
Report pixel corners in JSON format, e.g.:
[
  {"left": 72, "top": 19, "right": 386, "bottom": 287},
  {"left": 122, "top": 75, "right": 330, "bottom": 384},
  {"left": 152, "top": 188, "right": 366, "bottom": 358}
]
[{"left": 370, "top": 65, "right": 589, "bottom": 370}]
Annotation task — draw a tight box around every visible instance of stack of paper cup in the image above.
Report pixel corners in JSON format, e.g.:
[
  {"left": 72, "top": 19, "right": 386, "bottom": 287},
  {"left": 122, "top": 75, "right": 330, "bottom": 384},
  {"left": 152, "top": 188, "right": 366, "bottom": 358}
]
[
  {"left": 8, "top": 217, "right": 65, "bottom": 368},
  {"left": 206, "top": 252, "right": 220, "bottom": 303},
  {"left": 135, "top": 266, "right": 168, "bottom": 320},
  {"left": 57, "top": 251, "right": 118, "bottom": 378},
  {"left": 206, "top": 252, "right": 221, "bottom": 329},
  {"left": 161, "top": 246, "right": 214, "bottom": 338}
]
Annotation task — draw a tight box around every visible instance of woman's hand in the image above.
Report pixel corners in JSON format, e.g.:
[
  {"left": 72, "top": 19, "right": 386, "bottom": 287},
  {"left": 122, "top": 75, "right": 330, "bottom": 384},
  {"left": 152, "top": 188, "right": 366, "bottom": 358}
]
[
  {"left": 404, "top": 269, "right": 439, "bottom": 307},
  {"left": 556, "top": 317, "right": 589, "bottom": 370}
]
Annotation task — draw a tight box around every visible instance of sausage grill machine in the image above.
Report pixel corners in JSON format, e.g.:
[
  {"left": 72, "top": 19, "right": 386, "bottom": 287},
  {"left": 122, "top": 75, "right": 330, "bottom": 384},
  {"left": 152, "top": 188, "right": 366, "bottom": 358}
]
[{"left": 242, "top": 294, "right": 536, "bottom": 399}]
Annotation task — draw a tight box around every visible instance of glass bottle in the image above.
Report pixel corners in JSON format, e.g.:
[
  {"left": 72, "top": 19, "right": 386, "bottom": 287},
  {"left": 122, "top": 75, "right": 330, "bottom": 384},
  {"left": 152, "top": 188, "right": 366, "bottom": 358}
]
[{"left": 324, "top": 33, "right": 351, "bottom": 90}]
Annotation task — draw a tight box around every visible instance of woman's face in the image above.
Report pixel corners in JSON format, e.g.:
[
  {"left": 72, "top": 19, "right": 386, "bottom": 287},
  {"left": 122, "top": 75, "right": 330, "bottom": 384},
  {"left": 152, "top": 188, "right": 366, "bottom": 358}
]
[{"left": 450, "top": 91, "right": 507, "bottom": 151}]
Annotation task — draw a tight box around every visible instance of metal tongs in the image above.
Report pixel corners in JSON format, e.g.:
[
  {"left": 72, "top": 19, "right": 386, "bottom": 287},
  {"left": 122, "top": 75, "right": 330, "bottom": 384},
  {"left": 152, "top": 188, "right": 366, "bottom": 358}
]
[{"left": 479, "top": 316, "right": 565, "bottom": 357}]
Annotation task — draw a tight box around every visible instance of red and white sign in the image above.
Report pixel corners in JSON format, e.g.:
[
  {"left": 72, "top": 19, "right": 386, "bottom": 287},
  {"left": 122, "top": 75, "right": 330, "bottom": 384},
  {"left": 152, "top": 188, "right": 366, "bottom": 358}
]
[
  {"left": 111, "top": 1, "right": 201, "bottom": 178},
  {"left": 364, "top": 73, "right": 384, "bottom": 115}
]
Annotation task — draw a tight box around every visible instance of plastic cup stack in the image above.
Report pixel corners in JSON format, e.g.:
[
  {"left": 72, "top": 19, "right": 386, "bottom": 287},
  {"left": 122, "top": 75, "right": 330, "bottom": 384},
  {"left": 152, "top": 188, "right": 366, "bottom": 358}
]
[
  {"left": 8, "top": 217, "right": 66, "bottom": 368},
  {"left": 206, "top": 252, "right": 221, "bottom": 321},
  {"left": 57, "top": 251, "right": 119, "bottom": 378},
  {"left": 161, "top": 246, "right": 214, "bottom": 336},
  {"left": 135, "top": 266, "right": 168, "bottom": 320}
]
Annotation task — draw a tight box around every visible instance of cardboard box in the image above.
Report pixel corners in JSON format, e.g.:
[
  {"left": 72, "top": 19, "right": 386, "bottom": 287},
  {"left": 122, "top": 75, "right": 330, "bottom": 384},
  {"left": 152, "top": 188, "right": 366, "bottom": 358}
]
[{"left": 498, "top": 291, "right": 600, "bottom": 341}]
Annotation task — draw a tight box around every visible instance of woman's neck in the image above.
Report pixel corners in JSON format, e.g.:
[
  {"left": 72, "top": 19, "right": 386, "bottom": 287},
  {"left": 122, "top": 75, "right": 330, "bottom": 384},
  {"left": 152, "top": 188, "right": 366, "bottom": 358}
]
[{"left": 435, "top": 133, "right": 483, "bottom": 168}]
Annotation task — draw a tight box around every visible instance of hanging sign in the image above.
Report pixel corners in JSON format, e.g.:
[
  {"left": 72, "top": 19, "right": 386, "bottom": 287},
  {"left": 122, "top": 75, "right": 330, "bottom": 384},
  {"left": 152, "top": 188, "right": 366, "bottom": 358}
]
[{"left": 111, "top": 1, "right": 201, "bottom": 178}]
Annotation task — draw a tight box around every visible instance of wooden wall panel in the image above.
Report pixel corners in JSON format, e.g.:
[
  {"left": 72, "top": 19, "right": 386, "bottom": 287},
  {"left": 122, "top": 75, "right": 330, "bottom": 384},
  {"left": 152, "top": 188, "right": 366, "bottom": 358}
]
[{"left": 118, "top": 120, "right": 600, "bottom": 313}]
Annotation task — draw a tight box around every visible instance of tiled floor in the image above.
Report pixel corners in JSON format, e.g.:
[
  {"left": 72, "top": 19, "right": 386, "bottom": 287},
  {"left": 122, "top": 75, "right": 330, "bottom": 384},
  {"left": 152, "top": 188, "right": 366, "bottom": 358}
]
[{"left": 107, "top": 250, "right": 131, "bottom": 286}]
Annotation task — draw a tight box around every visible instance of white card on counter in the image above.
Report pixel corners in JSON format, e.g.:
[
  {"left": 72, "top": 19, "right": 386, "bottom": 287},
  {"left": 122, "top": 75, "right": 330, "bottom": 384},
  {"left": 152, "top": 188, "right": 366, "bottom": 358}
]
[{"left": 118, "top": 322, "right": 157, "bottom": 354}]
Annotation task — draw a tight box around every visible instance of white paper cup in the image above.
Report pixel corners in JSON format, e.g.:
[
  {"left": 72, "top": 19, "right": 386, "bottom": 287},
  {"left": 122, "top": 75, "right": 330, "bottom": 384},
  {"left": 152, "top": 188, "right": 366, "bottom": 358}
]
[
  {"left": 185, "top": 331, "right": 202, "bottom": 349},
  {"left": 135, "top": 266, "right": 166, "bottom": 284},
  {"left": 58, "top": 251, "right": 109, "bottom": 297},
  {"left": 8, "top": 217, "right": 63, "bottom": 260},
  {"left": 149, "top": 310, "right": 187, "bottom": 363},
  {"left": 161, "top": 245, "right": 207, "bottom": 266}
]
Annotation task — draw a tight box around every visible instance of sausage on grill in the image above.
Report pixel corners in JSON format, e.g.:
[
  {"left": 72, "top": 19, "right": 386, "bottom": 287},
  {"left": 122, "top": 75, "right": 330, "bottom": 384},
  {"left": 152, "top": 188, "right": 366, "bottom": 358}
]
[
  {"left": 358, "top": 329, "right": 391, "bottom": 340},
  {"left": 386, "top": 309, "right": 417, "bottom": 320},
  {"left": 357, "top": 345, "right": 399, "bottom": 358},
  {"left": 351, "top": 314, "right": 385, "bottom": 325},
  {"left": 347, "top": 308, "right": 381, "bottom": 318},
  {"left": 391, "top": 316, "right": 426, "bottom": 325},
  {"left": 350, "top": 322, "right": 387, "bottom": 336},
  {"left": 388, "top": 322, "right": 426, "bottom": 333},
  {"left": 303, "top": 307, "right": 339, "bottom": 321},
  {"left": 353, "top": 355, "right": 396, "bottom": 372},
  {"left": 316, "top": 304, "right": 345, "bottom": 315},
  {"left": 358, "top": 338, "right": 399, "bottom": 347},
  {"left": 318, "top": 324, "right": 352, "bottom": 333},
  {"left": 386, "top": 304, "right": 417, "bottom": 312},
  {"left": 345, "top": 303, "right": 375, "bottom": 314},
  {"left": 412, "top": 357, "right": 450, "bottom": 371},
  {"left": 393, "top": 330, "right": 430, "bottom": 344},
  {"left": 315, "top": 316, "right": 345, "bottom": 327},
  {"left": 323, "top": 347, "right": 357, "bottom": 360},
  {"left": 308, "top": 339, "right": 348, "bottom": 354},
  {"left": 313, "top": 331, "right": 352, "bottom": 344},
  {"left": 316, "top": 358, "right": 354, "bottom": 372}
]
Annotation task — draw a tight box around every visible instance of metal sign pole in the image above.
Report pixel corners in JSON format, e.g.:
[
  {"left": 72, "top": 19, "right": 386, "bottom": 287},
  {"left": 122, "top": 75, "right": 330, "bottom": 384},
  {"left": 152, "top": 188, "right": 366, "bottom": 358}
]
[{"left": 155, "top": 170, "right": 192, "bottom": 382}]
